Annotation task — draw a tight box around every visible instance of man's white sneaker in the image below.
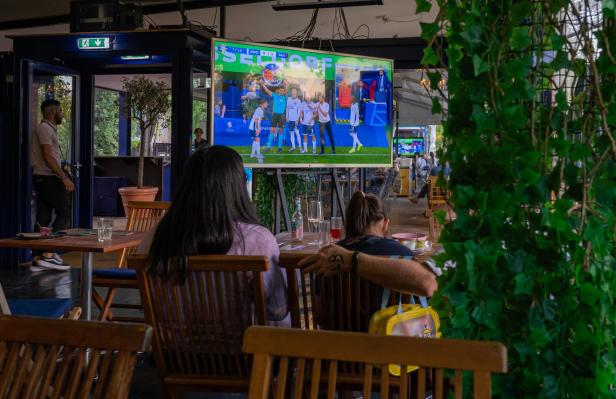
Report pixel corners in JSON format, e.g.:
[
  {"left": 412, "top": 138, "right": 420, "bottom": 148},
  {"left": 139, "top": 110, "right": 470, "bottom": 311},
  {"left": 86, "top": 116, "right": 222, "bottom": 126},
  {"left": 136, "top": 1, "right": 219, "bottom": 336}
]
[{"left": 35, "top": 256, "right": 71, "bottom": 271}]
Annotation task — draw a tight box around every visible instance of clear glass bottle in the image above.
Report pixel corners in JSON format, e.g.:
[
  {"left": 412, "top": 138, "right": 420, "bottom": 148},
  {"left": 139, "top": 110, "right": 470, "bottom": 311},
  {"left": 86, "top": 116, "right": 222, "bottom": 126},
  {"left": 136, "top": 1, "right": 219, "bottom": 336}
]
[{"left": 291, "top": 197, "right": 304, "bottom": 242}]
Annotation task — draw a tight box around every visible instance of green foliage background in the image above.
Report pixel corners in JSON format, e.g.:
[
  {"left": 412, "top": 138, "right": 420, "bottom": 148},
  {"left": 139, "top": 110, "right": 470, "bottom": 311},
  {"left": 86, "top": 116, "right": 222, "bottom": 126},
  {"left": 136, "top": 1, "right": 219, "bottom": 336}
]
[
  {"left": 253, "top": 172, "right": 307, "bottom": 230},
  {"left": 418, "top": 0, "right": 616, "bottom": 397},
  {"left": 94, "top": 88, "right": 119, "bottom": 156}
]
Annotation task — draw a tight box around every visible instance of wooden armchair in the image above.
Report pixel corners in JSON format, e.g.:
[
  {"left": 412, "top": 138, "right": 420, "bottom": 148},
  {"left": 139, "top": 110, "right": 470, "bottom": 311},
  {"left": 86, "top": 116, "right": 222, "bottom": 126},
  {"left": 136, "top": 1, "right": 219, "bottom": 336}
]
[
  {"left": 129, "top": 254, "right": 269, "bottom": 398},
  {"left": 244, "top": 326, "right": 508, "bottom": 399},
  {"left": 0, "top": 315, "right": 152, "bottom": 398},
  {"left": 92, "top": 200, "right": 170, "bottom": 321}
]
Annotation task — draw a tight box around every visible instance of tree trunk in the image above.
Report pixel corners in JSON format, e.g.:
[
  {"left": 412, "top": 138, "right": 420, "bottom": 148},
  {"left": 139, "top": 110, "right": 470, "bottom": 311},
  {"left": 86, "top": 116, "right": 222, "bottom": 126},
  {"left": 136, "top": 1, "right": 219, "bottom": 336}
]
[{"left": 138, "top": 122, "right": 146, "bottom": 189}]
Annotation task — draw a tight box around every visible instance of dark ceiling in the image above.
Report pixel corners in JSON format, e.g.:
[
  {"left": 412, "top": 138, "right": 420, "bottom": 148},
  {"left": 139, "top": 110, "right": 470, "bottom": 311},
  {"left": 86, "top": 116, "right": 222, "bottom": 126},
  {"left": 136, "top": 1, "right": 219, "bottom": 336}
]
[{"left": 1, "top": 0, "right": 272, "bottom": 30}]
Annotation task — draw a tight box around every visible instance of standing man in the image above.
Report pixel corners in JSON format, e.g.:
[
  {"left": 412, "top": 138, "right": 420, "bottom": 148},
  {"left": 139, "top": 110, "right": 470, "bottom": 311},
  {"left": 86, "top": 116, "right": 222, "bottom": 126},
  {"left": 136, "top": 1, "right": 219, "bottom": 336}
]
[
  {"left": 348, "top": 95, "right": 363, "bottom": 153},
  {"left": 249, "top": 99, "right": 268, "bottom": 160},
  {"left": 286, "top": 88, "right": 303, "bottom": 152},
  {"left": 352, "top": 80, "right": 370, "bottom": 122},
  {"left": 31, "top": 99, "right": 74, "bottom": 270},
  {"left": 260, "top": 83, "right": 286, "bottom": 153},
  {"left": 317, "top": 95, "right": 336, "bottom": 155}
]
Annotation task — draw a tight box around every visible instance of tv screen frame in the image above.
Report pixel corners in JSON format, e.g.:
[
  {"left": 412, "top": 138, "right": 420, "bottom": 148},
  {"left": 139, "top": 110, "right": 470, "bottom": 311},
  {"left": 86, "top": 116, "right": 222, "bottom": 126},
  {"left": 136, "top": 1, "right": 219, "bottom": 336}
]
[{"left": 210, "top": 38, "right": 394, "bottom": 168}]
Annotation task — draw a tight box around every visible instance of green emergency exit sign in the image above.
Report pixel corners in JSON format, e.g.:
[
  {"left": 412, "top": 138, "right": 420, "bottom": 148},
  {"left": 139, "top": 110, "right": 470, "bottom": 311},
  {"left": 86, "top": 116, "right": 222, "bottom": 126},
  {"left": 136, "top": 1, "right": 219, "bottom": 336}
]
[{"left": 77, "top": 37, "right": 111, "bottom": 50}]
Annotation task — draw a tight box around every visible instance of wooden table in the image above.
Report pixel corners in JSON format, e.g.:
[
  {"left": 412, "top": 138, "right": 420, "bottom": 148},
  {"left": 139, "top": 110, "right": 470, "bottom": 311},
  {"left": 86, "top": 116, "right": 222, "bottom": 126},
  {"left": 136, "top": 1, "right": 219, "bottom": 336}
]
[
  {"left": 276, "top": 231, "right": 440, "bottom": 263},
  {"left": 0, "top": 232, "right": 147, "bottom": 320}
]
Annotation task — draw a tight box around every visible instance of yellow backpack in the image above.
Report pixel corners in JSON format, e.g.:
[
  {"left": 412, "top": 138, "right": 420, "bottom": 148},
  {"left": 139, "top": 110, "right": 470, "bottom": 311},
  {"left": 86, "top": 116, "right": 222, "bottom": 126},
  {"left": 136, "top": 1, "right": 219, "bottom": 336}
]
[{"left": 368, "top": 256, "right": 441, "bottom": 376}]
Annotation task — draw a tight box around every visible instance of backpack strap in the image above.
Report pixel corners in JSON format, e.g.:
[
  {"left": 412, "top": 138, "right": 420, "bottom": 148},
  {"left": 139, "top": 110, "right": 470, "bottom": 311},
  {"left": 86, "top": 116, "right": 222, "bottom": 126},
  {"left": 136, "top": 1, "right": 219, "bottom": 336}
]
[{"left": 381, "top": 255, "right": 429, "bottom": 311}]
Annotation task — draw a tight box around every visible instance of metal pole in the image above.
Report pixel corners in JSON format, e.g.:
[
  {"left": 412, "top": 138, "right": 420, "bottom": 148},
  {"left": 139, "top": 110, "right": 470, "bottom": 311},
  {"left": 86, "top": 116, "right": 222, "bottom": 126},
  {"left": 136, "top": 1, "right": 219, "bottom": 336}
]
[
  {"left": 81, "top": 252, "right": 93, "bottom": 320},
  {"left": 275, "top": 168, "right": 291, "bottom": 232},
  {"left": 219, "top": 2, "right": 226, "bottom": 38}
]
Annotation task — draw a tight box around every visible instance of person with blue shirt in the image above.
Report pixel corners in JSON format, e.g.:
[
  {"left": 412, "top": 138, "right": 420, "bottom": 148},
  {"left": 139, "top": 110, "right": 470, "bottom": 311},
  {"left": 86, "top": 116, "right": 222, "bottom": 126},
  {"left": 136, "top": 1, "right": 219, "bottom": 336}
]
[
  {"left": 337, "top": 191, "right": 413, "bottom": 257},
  {"left": 260, "top": 82, "right": 287, "bottom": 153}
]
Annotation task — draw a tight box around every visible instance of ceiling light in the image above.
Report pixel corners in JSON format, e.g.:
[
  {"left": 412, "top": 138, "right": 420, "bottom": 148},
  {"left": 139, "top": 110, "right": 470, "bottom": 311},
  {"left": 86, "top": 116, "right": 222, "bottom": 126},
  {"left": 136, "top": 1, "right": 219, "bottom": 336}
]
[{"left": 272, "top": 0, "right": 383, "bottom": 11}]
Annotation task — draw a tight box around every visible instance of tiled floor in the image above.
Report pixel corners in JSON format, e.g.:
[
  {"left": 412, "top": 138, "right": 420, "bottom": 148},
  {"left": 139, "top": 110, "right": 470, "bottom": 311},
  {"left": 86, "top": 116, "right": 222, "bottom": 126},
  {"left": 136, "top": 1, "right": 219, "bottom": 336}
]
[{"left": 0, "top": 197, "right": 428, "bottom": 398}]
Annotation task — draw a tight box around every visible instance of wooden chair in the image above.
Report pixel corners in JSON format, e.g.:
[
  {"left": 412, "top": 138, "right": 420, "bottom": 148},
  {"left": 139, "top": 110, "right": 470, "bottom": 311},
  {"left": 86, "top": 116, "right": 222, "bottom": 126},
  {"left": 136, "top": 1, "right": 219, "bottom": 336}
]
[
  {"left": 92, "top": 200, "right": 170, "bottom": 321},
  {"left": 244, "top": 326, "right": 508, "bottom": 399},
  {"left": 0, "top": 282, "right": 81, "bottom": 319},
  {"left": 427, "top": 176, "right": 448, "bottom": 210},
  {"left": 280, "top": 252, "right": 411, "bottom": 332},
  {"left": 129, "top": 254, "right": 269, "bottom": 398},
  {"left": 0, "top": 315, "right": 152, "bottom": 398}
]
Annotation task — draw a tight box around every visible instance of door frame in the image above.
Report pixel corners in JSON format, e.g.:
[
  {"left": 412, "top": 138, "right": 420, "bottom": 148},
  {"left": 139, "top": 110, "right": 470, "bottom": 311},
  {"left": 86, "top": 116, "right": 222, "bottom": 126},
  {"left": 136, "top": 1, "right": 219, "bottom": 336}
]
[{"left": 22, "top": 60, "right": 83, "bottom": 232}]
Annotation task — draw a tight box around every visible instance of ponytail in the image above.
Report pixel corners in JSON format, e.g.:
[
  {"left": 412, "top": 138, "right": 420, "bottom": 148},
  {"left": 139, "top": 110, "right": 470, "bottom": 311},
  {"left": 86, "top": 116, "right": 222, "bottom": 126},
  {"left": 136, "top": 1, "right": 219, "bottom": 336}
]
[{"left": 344, "top": 191, "right": 386, "bottom": 239}]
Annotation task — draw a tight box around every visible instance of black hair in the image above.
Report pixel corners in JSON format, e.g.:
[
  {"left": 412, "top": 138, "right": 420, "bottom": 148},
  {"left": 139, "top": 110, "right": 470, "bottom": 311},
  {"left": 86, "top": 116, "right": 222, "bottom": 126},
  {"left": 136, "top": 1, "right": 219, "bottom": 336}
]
[
  {"left": 41, "top": 99, "right": 60, "bottom": 113},
  {"left": 194, "top": 127, "right": 204, "bottom": 135},
  {"left": 147, "top": 145, "right": 260, "bottom": 283},
  {"left": 344, "top": 191, "right": 387, "bottom": 239}
]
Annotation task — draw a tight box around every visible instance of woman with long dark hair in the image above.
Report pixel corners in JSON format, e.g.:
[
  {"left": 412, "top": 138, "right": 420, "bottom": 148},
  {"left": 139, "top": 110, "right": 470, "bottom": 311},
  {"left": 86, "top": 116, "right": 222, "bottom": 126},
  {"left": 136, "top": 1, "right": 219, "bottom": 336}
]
[{"left": 139, "top": 145, "right": 287, "bottom": 321}]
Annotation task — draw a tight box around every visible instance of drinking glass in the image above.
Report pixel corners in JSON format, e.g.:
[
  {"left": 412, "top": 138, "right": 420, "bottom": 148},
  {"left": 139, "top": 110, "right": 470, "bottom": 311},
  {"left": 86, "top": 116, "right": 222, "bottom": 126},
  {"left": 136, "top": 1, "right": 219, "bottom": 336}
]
[
  {"left": 330, "top": 217, "right": 343, "bottom": 240},
  {"left": 318, "top": 220, "right": 331, "bottom": 246},
  {"left": 307, "top": 200, "right": 323, "bottom": 233},
  {"left": 307, "top": 200, "right": 323, "bottom": 244},
  {"left": 97, "top": 218, "right": 113, "bottom": 243}
]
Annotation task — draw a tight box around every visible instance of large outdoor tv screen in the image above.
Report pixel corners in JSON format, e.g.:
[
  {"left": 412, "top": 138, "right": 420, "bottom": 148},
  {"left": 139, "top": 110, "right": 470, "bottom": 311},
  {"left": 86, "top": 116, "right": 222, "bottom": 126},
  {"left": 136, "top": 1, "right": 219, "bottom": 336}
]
[{"left": 211, "top": 39, "right": 394, "bottom": 168}]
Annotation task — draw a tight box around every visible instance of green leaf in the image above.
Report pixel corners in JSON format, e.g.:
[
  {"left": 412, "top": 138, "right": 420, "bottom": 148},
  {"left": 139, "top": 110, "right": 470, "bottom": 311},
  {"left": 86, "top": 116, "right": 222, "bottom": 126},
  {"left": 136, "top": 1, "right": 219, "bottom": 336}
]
[
  {"left": 420, "top": 22, "right": 440, "bottom": 41},
  {"left": 580, "top": 283, "right": 602, "bottom": 306},
  {"left": 555, "top": 90, "right": 568, "bottom": 111},
  {"left": 428, "top": 71, "right": 441, "bottom": 90},
  {"left": 472, "top": 54, "right": 489, "bottom": 76},
  {"left": 431, "top": 96, "right": 442, "bottom": 114},
  {"left": 510, "top": 27, "right": 531, "bottom": 50},
  {"left": 421, "top": 47, "right": 439, "bottom": 66},
  {"left": 514, "top": 274, "right": 533, "bottom": 295},
  {"left": 415, "top": 0, "right": 432, "bottom": 14}
]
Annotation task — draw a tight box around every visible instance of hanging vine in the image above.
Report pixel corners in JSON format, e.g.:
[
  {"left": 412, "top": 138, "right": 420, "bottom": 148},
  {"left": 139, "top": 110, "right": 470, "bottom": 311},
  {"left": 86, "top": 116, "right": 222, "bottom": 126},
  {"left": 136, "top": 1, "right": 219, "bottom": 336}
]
[{"left": 418, "top": 0, "right": 615, "bottom": 396}]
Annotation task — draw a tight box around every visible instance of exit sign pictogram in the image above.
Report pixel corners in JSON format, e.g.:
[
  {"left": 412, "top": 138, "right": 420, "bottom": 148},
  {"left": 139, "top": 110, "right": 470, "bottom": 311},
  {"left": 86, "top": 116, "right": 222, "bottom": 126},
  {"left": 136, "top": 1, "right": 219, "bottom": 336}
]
[{"left": 77, "top": 37, "right": 111, "bottom": 50}]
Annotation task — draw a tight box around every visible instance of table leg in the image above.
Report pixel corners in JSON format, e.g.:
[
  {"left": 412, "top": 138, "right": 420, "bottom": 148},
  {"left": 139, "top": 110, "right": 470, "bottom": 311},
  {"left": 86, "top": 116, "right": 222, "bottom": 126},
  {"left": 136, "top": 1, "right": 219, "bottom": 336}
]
[{"left": 81, "top": 252, "right": 93, "bottom": 321}]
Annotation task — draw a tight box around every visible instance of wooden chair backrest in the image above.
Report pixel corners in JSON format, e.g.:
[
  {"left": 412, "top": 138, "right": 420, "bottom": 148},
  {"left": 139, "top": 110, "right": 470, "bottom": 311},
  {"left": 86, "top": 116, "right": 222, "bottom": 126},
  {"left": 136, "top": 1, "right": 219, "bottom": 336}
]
[
  {"left": 129, "top": 255, "right": 269, "bottom": 388},
  {"left": 117, "top": 201, "right": 171, "bottom": 267},
  {"left": 244, "top": 326, "right": 508, "bottom": 399},
  {"left": 280, "top": 253, "right": 410, "bottom": 332},
  {"left": 428, "top": 176, "right": 448, "bottom": 210},
  {"left": 0, "top": 315, "right": 152, "bottom": 399}
]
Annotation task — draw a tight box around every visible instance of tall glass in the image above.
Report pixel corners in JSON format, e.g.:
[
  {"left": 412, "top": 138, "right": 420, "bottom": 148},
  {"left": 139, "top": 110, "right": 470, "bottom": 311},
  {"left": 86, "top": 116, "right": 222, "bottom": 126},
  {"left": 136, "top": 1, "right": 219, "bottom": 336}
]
[
  {"left": 318, "top": 220, "right": 331, "bottom": 246},
  {"left": 307, "top": 200, "right": 323, "bottom": 233},
  {"left": 330, "top": 216, "right": 343, "bottom": 240}
]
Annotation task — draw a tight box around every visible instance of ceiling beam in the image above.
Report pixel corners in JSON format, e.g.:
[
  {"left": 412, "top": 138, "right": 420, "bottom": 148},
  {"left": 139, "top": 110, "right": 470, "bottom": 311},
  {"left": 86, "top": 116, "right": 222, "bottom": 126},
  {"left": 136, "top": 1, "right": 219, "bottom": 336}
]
[{"left": 0, "top": 0, "right": 272, "bottom": 31}]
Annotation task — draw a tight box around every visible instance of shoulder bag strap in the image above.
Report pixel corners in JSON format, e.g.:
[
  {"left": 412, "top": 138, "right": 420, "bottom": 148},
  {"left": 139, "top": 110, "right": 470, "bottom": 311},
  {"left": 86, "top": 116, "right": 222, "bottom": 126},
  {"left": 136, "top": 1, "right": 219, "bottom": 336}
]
[{"left": 381, "top": 255, "right": 429, "bottom": 311}]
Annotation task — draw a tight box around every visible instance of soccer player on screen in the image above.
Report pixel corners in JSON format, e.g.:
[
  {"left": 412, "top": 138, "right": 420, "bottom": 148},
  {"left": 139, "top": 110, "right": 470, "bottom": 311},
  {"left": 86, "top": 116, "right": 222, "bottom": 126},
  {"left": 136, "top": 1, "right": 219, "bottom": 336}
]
[
  {"left": 260, "top": 82, "right": 286, "bottom": 153},
  {"left": 300, "top": 96, "right": 318, "bottom": 154},
  {"left": 249, "top": 99, "right": 268, "bottom": 160},
  {"left": 348, "top": 95, "right": 363, "bottom": 153},
  {"left": 286, "top": 88, "right": 303, "bottom": 152},
  {"left": 317, "top": 95, "right": 336, "bottom": 154}
]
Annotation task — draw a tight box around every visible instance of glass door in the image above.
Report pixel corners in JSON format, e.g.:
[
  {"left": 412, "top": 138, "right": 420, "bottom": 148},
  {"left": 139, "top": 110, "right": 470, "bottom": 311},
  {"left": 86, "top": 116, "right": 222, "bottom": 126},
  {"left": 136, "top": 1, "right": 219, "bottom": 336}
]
[{"left": 27, "top": 63, "right": 80, "bottom": 229}]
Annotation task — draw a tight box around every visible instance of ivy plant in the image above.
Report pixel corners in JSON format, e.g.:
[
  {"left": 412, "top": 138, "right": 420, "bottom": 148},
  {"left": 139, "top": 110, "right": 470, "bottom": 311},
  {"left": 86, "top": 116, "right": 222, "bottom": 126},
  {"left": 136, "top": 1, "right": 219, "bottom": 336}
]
[{"left": 419, "top": 0, "right": 615, "bottom": 397}]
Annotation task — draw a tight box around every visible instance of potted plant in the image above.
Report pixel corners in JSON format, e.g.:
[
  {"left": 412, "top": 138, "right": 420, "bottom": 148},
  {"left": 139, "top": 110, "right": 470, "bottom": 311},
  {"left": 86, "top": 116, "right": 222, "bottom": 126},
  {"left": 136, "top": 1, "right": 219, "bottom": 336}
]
[{"left": 117, "top": 75, "right": 170, "bottom": 216}]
